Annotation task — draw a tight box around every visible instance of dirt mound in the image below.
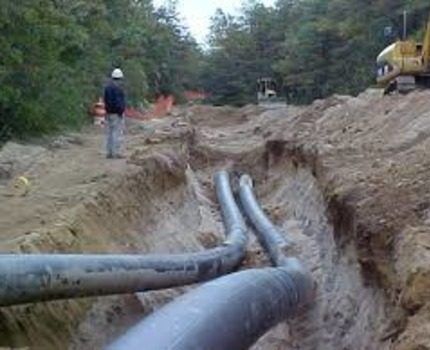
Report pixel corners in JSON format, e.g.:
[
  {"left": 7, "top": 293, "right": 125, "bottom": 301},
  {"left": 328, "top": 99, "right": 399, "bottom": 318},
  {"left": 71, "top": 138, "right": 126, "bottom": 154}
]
[
  {"left": 262, "top": 90, "right": 430, "bottom": 349},
  {"left": 187, "top": 104, "right": 264, "bottom": 127}
]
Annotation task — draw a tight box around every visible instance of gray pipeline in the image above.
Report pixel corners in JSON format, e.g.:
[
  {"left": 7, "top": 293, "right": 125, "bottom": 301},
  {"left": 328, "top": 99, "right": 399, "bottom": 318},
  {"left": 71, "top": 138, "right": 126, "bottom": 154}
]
[
  {"left": 238, "top": 174, "right": 292, "bottom": 266},
  {"left": 0, "top": 171, "right": 248, "bottom": 307},
  {"left": 107, "top": 258, "right": 313, "bottom": 350},
  {"left": 107, "top": 173, "right": 314, "bottom": 350}
]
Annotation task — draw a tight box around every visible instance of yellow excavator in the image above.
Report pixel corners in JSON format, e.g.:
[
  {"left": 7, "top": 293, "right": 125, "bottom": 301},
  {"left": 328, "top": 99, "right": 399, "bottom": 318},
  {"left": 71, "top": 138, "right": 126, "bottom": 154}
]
[{"left": 377, "top": 16, "right": 430, "bottom": 93}]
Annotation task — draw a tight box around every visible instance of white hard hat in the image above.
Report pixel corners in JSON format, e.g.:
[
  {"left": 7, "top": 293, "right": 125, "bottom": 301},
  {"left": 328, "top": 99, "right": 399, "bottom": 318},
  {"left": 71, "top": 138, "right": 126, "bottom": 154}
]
[{"left": 111, "top": 68, "right": 124, "bottom": 79}]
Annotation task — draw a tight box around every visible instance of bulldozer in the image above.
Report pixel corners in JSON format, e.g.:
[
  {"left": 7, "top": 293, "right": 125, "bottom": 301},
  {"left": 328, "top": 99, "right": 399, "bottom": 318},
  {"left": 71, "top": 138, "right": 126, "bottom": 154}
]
[
  {"left": 256, "top": 77, "right": 286, "bottom": 106},
  {"left": 377, "top": 16, "right": 430, "bottom": 93},
  {"left": 257, "top": 77, "right": 278, "bottom": 102}
]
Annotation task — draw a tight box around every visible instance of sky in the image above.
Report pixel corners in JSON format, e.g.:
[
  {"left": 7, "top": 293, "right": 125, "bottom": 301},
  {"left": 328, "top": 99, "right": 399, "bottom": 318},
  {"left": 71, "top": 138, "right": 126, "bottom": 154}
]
[{"left": 153, "top": 0, "right": 276, "bottom": 45}]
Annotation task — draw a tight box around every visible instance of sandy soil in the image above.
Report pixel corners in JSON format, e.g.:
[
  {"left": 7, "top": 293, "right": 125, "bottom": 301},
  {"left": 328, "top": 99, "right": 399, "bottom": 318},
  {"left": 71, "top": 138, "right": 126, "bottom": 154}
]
[{"left": 0, "top": 90, "right": 430, "bottom": 349}]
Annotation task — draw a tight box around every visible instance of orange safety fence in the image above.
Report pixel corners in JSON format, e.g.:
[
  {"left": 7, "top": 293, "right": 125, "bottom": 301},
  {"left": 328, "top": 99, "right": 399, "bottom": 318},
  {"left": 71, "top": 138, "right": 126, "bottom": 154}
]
[
  {"left": 90, "top": 90, "right": 206, "bottom": 125},
  {"left": 184, "top": 90, "right": 208, "bottom": 101}
]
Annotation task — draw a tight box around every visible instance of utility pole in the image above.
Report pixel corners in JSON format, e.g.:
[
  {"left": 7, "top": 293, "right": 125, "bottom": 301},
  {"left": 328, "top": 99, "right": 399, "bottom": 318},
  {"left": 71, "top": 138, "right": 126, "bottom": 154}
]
[{"left": 403, "top": 10, "right": 408, "bottom": 39}]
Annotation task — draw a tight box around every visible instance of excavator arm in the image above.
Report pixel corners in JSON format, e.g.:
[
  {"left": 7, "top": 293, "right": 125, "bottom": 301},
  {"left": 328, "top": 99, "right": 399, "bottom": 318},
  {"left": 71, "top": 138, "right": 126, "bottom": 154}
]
[{"left": 422, "top": 19, "right": 430, "bottom": 68}]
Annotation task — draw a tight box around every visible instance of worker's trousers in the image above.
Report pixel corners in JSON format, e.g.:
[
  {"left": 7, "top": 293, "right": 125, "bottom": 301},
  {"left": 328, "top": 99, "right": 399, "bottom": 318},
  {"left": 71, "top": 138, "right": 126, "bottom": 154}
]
[{"left": 106, "top": 114, "right": 123, "bottom": 157}]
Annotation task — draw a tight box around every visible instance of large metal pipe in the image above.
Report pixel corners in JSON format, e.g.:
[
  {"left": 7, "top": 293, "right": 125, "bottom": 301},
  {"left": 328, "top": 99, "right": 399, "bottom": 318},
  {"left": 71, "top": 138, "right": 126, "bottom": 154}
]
[
  {"left": 238, "top": 174, "right": 292, "bottom": 266},
  {"left": 0, "top": 171, "right": 247, "bottom": 307},
  {"left": 107, "top": 258, "right": 313, "bottom": 350},
  {"left": 107, "top": 173, "right": 314, "bottom": 350}
]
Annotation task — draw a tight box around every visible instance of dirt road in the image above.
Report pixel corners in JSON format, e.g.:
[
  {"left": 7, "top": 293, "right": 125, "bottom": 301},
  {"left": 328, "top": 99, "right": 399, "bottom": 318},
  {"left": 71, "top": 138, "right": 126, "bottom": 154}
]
[{"left": 0, "top": 91, "right": 429, "bottom": 349}]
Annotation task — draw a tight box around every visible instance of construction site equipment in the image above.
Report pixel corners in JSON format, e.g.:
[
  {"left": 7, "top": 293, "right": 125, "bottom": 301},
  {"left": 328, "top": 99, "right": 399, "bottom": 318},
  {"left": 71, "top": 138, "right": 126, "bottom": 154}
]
[
  {"left": 377, "top": 15, "right": 430, "bottom": 93},
  {"left": 0, "top": 171, "right": 247, "bottom": 307},
  {"left": 90, "top": 98, "right": 106, "bottom": 126},
  {"left": 257, "top": 77, "right": 287, "bottom": 106},
  {"left": 108, "top": 173, "right": 313, "bottom": 350},
  {"left": 257, "top": 77, "right": 277, "bottom": 101}
]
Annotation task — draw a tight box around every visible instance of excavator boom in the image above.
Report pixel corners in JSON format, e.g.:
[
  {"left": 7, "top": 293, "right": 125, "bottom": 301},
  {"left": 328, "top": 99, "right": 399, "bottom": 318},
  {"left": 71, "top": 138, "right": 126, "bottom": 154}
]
[{"left": 422, "top": 19, "right": 430, "bottom": 68}]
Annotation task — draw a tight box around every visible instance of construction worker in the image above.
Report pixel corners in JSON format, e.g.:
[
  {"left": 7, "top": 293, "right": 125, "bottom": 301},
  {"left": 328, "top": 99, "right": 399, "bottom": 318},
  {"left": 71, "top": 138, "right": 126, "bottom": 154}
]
[{"left": 104, "top": 68, "right": 126, "bottom": 159}]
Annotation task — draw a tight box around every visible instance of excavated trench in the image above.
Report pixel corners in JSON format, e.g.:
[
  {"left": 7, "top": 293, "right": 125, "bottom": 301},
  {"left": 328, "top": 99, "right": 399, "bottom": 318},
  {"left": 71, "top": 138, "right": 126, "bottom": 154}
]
[
  {"left": 246, "top": 143, "right": 393, "bottom": 350},
  {"left": 189, "top": 138, "right": 395, "bottom": 350},
  {"left": 0, "top": 117, "right": 395, "bottom": 349}
]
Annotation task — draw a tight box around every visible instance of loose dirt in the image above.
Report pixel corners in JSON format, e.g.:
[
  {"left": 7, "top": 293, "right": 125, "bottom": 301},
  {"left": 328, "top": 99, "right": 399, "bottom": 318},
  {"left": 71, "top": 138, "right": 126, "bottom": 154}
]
[{"left": 1, "top": 90, "right": 429, "bottom": 349}]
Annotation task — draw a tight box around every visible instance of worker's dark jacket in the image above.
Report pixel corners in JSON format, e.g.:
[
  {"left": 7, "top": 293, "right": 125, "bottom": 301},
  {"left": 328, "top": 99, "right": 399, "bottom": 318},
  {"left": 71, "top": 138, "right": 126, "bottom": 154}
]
[{"left": 104, "top": 81, "right": 126, "bottom": 115}]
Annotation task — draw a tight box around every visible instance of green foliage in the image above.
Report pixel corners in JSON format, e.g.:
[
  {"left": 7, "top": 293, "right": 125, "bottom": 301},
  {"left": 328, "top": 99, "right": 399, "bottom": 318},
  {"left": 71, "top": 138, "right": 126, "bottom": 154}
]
[
  {"left": 202, "top": 0, "right": 430, "bottom": 105},
  {"left": 0, "top": 0, "right": 202, "bottom": 139},
  {"left": 4, "top": 0, "right": 430, "bottom": 136}
]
